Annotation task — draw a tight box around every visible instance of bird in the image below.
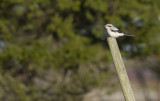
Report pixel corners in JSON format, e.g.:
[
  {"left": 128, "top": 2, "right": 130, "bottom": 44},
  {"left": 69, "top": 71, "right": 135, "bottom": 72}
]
[{"left": 105, "top": 24, "right": 134, "bottom": 38}]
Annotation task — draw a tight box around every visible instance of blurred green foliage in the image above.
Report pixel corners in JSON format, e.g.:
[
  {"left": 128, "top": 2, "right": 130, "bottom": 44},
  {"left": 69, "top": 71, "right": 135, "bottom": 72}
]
[{"left": 0, "top": 0, "right": 160, "bottom": 101}]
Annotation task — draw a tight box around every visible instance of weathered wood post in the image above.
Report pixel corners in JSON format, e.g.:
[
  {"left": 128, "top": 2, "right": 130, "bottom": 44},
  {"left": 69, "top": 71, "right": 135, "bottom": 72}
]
[{"left": 107, "top": 37, "right": 135, "bottom": 101}]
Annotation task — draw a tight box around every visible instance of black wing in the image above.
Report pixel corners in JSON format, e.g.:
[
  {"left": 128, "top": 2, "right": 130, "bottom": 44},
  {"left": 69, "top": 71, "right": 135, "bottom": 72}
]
[{"left": 110, "top": 26, "right": 123, "bottom": 33}]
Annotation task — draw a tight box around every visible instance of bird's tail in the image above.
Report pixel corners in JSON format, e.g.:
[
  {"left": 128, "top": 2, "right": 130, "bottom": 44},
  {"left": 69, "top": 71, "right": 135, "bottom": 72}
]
[{"left": 124, "top": 34, "right": 134, "bottom": 37}]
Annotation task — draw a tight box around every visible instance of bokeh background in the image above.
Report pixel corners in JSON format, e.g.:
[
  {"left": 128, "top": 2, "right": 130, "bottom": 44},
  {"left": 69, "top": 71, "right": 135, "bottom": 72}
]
[{"left": 0, "top": 0, "right": 160, "bottom": 101}]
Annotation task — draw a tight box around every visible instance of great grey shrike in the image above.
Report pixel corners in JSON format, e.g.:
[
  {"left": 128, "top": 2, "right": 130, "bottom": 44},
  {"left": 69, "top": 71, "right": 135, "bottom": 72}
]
[{"left": 105, "top": 24, "right": 134, "bottom": 38}]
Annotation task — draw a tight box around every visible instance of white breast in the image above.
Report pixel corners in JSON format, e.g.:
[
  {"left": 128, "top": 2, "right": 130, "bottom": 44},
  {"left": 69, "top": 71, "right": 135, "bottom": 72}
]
[{"left": 107, "top": 28, "right": 124, "bottom": 38}]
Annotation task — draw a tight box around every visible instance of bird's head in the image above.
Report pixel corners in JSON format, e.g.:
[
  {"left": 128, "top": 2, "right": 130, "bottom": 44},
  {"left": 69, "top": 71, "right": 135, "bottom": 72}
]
[{"left": 105, "top": 24, "right": 112, "bottom": 29}]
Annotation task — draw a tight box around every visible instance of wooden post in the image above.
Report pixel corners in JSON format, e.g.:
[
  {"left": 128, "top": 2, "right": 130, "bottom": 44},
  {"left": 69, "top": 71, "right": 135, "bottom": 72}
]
[{"left": 107, "top": 37, "right": 135, "bottom": 101}]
